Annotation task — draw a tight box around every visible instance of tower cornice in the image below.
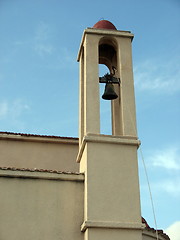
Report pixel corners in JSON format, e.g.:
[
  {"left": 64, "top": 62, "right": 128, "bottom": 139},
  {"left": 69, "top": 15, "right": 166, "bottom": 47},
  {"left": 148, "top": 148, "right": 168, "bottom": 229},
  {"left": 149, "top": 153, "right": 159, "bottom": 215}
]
[{"left": 77, "top": 28, "right": 134, "bottom": 62}]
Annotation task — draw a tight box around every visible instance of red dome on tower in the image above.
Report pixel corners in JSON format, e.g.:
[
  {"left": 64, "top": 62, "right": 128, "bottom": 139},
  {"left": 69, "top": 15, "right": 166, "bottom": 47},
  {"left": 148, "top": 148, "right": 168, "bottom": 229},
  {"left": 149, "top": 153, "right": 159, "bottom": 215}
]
[{"left": 93, "top": 20, "right": 117, "bottom": 30}]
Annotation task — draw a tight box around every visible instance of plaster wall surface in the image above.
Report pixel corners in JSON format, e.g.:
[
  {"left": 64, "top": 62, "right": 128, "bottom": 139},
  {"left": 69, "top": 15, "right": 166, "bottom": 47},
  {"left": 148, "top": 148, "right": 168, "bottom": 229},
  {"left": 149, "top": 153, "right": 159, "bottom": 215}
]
[
  {"left": 0, "top": 133, "right": 79, "bottom": 172},
  {"left": 0, "top": 169, "right": 84, "bottom": 240},
  {"left": 86, "top": 141, "right": 141, "bottom": 222},
  {"left": 78, "top": 134, "right": 141, "bottom": 224},
  {"left": 0, "top": 169, "right": 168, "bottom": 240},
  {"left": 85, "top": 228, "right": 142, "bottom": 240}
]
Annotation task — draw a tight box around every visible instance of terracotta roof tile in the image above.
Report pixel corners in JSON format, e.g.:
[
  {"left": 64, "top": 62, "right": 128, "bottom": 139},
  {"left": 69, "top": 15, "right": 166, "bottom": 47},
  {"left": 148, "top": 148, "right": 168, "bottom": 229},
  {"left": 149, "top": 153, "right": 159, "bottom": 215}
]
[
  {"left": 0, "top": 131, "right": 78, "bottom": 140},
  {"left": 146, "top": 228, "right": 170, "bottom": 240},
  {"left": 0, "top": 166, "right": 81, "bottom": 175},
  {"left": 142, "top": 218, "right": 170, "bottom": 240},
  {"left": 142, "top": 217, "right": 150, "bottom": 228}
]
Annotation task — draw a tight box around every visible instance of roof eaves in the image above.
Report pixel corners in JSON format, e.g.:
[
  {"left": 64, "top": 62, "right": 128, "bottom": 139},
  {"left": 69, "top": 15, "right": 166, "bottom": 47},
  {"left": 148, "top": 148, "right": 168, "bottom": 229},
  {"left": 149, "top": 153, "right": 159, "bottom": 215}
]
[
  {"left": 0, "top": 131, "right": 78, "bottom": 140},
  {"left": 0, "top": 166, "right": 81, "bottom": 175}
]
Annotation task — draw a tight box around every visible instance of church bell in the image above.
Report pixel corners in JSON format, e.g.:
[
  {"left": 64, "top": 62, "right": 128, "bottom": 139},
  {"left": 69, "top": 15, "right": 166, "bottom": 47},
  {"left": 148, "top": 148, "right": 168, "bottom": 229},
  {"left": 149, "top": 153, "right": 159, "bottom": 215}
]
[
  {"left": 100, "top": 73, "right": 119, "bottom": 100},
  {"left": 102, "top": 82, "right": 118, "bottom": 100}
]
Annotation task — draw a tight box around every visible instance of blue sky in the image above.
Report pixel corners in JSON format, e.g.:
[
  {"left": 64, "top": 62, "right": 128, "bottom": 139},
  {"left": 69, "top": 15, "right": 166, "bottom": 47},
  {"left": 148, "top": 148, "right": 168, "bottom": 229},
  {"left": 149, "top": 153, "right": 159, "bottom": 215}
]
[{"left": 0, "top": 0, "right": 180, "bottom": 239}]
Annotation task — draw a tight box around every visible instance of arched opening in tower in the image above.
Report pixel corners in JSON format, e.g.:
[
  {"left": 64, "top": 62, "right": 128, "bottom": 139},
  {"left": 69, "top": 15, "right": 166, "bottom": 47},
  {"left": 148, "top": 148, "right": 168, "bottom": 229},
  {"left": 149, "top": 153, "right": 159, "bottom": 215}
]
[{"left": 99, "top": 63, "right": 112, "bottom": 135}]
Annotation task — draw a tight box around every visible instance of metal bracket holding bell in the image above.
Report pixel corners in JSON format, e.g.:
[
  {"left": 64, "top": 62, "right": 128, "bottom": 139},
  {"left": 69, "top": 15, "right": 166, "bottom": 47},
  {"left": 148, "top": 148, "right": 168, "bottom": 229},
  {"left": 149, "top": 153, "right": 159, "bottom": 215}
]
[{"left": 99, "top": 73, "right": 120, "bottom": 84}]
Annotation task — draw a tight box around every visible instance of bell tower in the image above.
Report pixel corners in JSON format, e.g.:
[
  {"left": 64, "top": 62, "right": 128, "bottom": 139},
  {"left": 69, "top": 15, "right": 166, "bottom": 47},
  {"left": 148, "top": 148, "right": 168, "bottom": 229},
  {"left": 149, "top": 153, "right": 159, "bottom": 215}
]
[{"left": 77, "top": 20, "right": 144, "bottom": 240}]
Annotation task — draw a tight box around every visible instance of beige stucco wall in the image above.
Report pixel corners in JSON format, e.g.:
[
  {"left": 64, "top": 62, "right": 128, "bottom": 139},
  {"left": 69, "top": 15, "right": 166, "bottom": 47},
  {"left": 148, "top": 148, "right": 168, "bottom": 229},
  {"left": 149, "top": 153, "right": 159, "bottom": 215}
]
[
  {"left": 0, "top": 133, "right": 79, "bottom": 172},
  {"left": 79, "top": 134, "right": 141, "bottom": 224},
  {"left": 0, "top": 169, "right": 84, "bottom": 240},
  {"left": 0, "top": 168, "right": 168, "bottom": 240}
]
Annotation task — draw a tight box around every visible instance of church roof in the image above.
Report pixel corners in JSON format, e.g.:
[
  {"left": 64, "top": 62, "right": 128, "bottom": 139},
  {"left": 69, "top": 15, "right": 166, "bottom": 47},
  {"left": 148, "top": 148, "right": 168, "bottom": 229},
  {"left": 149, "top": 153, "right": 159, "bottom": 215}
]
[
  {"left": 142, "top": 217, "right": 170, "bottom": 240},
  {"left": 0, "top": 166, "right": 81, "bottom": 175},
  {"left": 0, "top": 131, "right": 78, "bottom": 140}
]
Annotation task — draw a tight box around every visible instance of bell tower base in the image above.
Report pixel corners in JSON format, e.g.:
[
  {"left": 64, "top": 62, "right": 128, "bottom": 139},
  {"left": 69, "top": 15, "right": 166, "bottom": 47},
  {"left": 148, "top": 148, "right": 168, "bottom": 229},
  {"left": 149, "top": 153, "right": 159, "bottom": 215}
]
[{"left": 77, "top": 134, "right": 144, "bottom": 240}]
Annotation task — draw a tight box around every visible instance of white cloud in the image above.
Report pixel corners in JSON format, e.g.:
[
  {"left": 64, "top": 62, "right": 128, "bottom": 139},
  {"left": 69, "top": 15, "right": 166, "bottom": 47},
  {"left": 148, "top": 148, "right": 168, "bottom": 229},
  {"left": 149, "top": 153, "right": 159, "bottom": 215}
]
[
  {"left": 165, "top": 221, "right": 180, "bottom": 240},
  {"left": 0, "top": 99, "right": 30, "bottom": 132},
  {"left": 44, "top": 47, "right": 77, "bottom": 70},
  {"left": 33, "top": 22, "right": 55, "bottom": 56},
  {"left": 35, "top": 22, "right": 51, "bottom": 41},
  {"left": 13, "top": 40, "right": 29, "bottom": 46},
  {"left": 0, "top": 99, "right": 30, "bottom": 120},
  {"left": 134, "top": 57, "right": 180, "bottom": 93},
  {"left": 150, "top": 147, "right": 180, "bottom": 170},
  {"left": 34, "top": 43, "right": 54, "bottom": 56},
  {"left": 141, "top": 177, "right": 180, "bottom": 198},
  {"left": 158, "top": 178, "right": 180, "bottom": 196},
  {"left": 0, "top": 101, "right": 8, "bottom": 119},
  {"left": 11, "top": 99, "right": 30, "bottom": 119},
  {"left": 139, "top": 146, "right": 180, "bottom": 197}
]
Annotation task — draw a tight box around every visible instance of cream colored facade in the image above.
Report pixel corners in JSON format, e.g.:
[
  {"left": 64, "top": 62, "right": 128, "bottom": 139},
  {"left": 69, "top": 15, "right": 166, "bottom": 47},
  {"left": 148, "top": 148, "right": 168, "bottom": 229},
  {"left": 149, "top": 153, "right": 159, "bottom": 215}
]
[
  {"left": 0, "top": 21, "right": 169, "bottom": 240},
  {"left": 0, "top": 168, "right": 84, "bottom": 240},
  {"left": 0, "top": 132, "right": 79, "bottom": 172},
  {"left": 0, "top": 132, "right": 169, "bottom": 240}
]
